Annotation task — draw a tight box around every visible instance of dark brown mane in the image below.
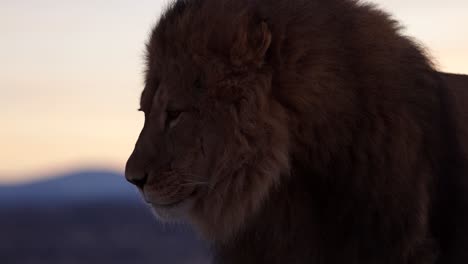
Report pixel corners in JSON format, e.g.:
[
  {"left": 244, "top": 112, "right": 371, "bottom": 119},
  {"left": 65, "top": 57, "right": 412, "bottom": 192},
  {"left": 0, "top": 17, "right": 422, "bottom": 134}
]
[{"left": 126, "top": 0, "right": 468, "bottom": 263}]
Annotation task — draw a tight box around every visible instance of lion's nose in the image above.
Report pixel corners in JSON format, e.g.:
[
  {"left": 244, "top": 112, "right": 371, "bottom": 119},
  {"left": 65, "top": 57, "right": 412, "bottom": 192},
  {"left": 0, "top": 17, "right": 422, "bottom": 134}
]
[
  {"left": 126, "top": 173, "right": 148, "bottom": 189},
  {"left": 125, "top": 151, "right": 149, "bottom": 189}
]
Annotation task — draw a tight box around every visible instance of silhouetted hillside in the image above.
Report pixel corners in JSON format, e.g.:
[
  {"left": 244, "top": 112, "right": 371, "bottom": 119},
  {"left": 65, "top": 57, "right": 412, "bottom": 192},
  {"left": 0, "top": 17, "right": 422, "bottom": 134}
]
[
  {"left": 0, "top": 170, "right": 138, "bottom": 206},
  {"left": 0, "top": 170, "right": 210, "bottom": 264}
]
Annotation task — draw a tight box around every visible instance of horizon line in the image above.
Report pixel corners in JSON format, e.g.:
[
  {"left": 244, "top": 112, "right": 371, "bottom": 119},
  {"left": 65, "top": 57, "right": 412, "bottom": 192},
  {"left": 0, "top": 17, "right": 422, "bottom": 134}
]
[{"left": 0, "top": 162, "right": 125, "bottom": 185}]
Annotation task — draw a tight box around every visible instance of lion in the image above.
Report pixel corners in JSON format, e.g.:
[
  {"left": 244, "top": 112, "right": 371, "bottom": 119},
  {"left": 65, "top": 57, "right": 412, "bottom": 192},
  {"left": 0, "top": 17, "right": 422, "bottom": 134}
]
[{"left": 125, "top": 0, "right": 468, "bottom": 263}]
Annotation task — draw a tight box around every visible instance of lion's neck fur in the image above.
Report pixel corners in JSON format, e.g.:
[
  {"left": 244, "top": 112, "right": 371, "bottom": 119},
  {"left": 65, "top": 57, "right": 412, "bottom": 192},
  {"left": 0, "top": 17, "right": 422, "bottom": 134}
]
[
  {"left": 213, "top": 72, "right": 468, "bottom": 264},
  {"left": 213, "top": 170, "right": 317, "bottom": 263},
  {"left": 215, "top": 159, "right": 429, "bottom": 264}
]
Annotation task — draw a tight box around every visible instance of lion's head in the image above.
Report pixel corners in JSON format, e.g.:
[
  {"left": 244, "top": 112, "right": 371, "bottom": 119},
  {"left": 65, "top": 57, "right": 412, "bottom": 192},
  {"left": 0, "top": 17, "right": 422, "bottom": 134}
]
[{"left": 125, "top": 0, "right": 289, "bottom": 241}]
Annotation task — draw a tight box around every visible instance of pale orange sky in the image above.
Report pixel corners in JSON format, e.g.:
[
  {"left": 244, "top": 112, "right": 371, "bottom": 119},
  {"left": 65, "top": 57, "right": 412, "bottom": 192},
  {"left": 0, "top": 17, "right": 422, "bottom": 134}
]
[{"left": 1, "top": 0, "right": 467, "bottom": 184}]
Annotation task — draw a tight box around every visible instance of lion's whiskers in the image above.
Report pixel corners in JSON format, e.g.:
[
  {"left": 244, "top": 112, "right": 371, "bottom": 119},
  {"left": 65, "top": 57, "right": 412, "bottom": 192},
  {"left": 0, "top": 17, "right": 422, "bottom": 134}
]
[
  {"left": 180, "top": 180, "right": 213, "bottom": 189},
  {"left": 177, "top": 172, "right": 214, "bottom": 189}
]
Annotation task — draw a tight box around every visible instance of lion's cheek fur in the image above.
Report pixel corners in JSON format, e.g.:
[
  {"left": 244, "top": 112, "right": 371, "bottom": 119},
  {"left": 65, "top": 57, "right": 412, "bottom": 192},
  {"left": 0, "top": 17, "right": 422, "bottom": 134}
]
[{"left": 189, "top": 97, "right": 290, "bottom": 241}]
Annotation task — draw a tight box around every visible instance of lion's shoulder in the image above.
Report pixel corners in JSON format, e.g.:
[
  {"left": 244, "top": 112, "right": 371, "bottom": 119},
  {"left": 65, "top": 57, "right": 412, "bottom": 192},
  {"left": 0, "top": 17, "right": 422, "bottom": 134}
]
[{"left": 441, "top": 72, "right": 468, "bottom": 158}]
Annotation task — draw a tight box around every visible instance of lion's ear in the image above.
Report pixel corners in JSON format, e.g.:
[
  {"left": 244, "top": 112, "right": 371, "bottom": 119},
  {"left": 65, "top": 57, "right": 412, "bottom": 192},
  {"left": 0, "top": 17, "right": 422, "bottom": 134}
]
[{"left": 230, "top": 20, "right": 272, "bottom": 67}]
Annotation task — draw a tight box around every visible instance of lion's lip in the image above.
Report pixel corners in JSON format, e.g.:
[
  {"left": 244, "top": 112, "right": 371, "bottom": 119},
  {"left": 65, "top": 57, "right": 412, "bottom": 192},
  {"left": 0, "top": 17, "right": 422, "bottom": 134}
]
[{"left": 144, "top": 187, "right": 198, "bottom": 208}]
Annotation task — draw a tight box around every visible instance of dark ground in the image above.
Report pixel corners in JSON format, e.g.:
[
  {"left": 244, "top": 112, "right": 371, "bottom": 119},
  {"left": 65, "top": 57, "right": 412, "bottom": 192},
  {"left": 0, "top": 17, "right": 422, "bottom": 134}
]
[{"left": 0, "top": 201, "right": 210, "bottom": 264}]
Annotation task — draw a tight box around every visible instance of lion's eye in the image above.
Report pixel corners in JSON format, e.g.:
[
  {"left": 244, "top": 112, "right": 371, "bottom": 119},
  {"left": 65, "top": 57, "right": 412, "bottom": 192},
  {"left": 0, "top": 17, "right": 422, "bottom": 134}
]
[
  {"left": 167, "top": 110, "right": 181, "bottom": 120},
  {"left": 165, "top": 109, "right": 182, "bottom": 129}
]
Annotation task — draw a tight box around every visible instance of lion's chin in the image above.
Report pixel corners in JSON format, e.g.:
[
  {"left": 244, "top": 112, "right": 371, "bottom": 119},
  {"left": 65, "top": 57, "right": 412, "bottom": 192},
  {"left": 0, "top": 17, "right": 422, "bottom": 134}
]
[
  {"left": 142, "top": 186, "right": 199, "bottom": 221},
  {"left": 149, "top": 198, "right": 195, "bottom": 222}
]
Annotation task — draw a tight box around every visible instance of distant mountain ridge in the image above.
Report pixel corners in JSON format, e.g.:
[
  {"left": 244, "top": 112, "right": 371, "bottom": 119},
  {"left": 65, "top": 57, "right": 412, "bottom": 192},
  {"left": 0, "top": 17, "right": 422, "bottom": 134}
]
[
  {"left": 0, "top": 169, "right": 142, "bottom": 206},
  {"left": 0, "top": 170, "right": 211, "bottom": 264}
]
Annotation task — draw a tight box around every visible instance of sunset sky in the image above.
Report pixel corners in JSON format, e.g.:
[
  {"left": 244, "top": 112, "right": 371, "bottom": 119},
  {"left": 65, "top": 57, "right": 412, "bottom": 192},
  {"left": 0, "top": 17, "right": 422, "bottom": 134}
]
[{"left": 1, "top": 0, "right": 467, "bottom": 184}]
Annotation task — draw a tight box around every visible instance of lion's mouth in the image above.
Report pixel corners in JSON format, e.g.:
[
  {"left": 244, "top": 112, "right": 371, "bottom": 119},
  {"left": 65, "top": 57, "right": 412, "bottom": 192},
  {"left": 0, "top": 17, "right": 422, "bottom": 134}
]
[{"left": 144, "top": 186, "right": 199, "bottom": 208}]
